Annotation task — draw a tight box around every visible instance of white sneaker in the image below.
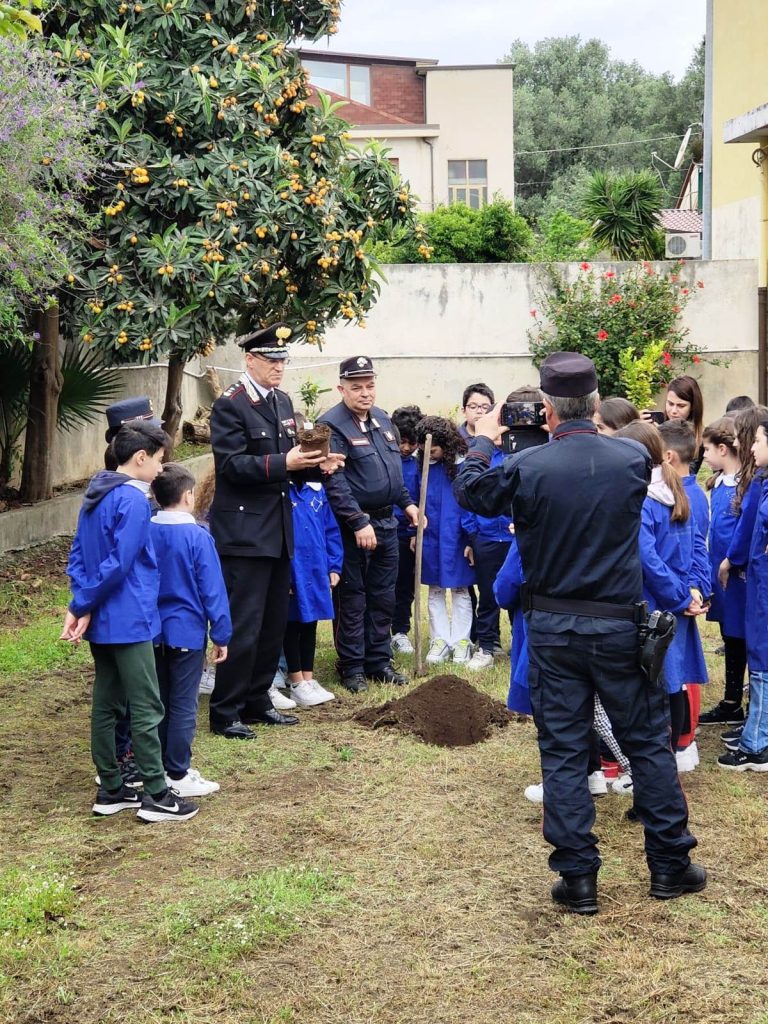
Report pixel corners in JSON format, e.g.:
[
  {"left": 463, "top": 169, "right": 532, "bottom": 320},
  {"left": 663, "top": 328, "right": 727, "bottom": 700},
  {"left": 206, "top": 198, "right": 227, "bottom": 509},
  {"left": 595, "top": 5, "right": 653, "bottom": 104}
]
[
  {"left": 269, "top": 684, "right": 297, "bottom": 710},
  {"left": 467, "top": 649, "right": 494, "bottom": 671},
  {"left": 426, "top": 638, "right": 452, "bottom": 664},
  {"left": 166, "top": 769, "right": 220, "bottom": 797},
  {"left": 588, "top": 770, "right": 608, "bottom": 796},
  {"left": 452, "top": 639, "right": 473, "bottom": 664},
  {"left": 524, "top": 782, "right": 544, "bottom": 803},
  {"left": 676, "top": 742, "right": 699, "bottom": 773},
  {"left": 611, "top": 773, "right": 634, "bottom": 795},
  {"left": 290, "top": 680, "right": 327, "bottom": 707},
  {"left": 391, "top": 632, "right": 415, "bottom": 654},
  {"left": 198, "top": 665, "right": 215, "bottom": 695},
  {"left": 308, "top": 679, "right": 335, "bottom": 702}
]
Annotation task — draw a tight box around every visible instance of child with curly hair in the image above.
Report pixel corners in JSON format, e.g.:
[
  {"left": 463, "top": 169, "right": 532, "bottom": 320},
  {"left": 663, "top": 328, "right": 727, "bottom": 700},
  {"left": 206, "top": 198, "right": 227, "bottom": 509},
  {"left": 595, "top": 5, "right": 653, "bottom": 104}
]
[{"left": 414, "top": 416, "right": 475, "bottom": 664}]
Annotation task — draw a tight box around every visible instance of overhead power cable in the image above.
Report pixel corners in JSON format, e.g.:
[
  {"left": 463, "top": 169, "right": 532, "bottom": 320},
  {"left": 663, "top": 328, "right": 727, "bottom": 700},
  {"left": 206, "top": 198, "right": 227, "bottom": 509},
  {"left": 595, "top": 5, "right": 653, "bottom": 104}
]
[{"left": 516, "top": 134, "right": 684, "bottom": 156}]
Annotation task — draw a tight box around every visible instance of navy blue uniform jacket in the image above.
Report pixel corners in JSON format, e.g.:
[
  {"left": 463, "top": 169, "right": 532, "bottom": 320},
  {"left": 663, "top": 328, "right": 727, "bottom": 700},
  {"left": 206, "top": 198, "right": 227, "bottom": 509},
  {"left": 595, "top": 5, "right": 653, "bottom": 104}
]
[
  {"left": 453, "top": 421, "right": 652, "bottom": 627},
  {"left": 209, "top": 380, "right": 300, "bottom": 558},
  {"left": 318, "top": 402, "right": 412, "bottom": 531}
]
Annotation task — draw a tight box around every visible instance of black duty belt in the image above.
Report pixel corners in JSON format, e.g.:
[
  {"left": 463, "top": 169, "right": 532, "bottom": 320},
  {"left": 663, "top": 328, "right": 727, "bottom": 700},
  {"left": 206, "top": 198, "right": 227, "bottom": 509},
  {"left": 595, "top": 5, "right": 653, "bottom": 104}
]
[
  {"left": 363, "top": 505, "right": 394, "bottom": 519},
  {"left": 524, "top": 590, "right": 646, "bottom": 623}
]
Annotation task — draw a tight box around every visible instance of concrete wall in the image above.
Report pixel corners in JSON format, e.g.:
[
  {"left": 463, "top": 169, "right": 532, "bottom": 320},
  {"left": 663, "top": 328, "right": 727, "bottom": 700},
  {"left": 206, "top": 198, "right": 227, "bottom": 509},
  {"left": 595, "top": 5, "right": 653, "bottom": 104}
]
[
  {"left": 209, "top": 259, "right": 760, "bottom": 420},
  {"left": 710, "top": 0, "right": 768, "bottom": 260}
]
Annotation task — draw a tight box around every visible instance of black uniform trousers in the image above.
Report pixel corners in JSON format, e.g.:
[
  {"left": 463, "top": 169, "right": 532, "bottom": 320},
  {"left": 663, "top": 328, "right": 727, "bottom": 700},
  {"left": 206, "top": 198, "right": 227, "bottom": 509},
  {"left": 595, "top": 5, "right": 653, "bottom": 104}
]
[
  {"left": 334, "top": 516, "right": 398, "bottom": 676},
  {"left": 392, "top": 534, "right": 416, "bottom": 636},
  {"left": 527, "top": 621, "right": 696, "bottom": 878},
  {"left": 473, "top": 537, "right": 513, "bottom": 653},
  {"left": 210, "top": 552, "right": 292, "bottom": 726}
]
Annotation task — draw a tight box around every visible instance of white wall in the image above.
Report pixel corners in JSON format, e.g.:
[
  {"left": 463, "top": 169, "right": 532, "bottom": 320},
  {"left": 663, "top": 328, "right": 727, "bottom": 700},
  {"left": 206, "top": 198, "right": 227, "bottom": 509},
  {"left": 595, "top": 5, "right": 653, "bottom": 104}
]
[
  {"left": 425, "top": 68, "right": 515, "bottom": 205},
  {"left": 712, "top": 196, "right": 762, "bottom": 260}
]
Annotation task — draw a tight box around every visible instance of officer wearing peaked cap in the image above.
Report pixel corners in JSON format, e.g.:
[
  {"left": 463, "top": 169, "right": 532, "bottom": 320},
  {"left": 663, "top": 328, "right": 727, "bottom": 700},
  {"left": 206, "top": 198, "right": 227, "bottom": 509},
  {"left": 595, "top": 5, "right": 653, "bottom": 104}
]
[
  {"left": 454, "top": 352, "right": 703, "bottom": 914},
  {"left": 319, "top": 355, "right": 421, "bottom": 693},
  {"left": 207, "top": 322, "right": 343, "bottom": 739}
]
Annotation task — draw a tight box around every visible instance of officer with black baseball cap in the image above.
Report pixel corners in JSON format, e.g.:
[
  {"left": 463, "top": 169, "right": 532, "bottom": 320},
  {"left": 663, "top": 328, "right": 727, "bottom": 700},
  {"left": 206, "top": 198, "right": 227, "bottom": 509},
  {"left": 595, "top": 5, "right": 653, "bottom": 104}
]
[
  {"left": 319, "top": 356, "right": 421, "bottom": 692},
  {"left": 454, "top": 351, "right": 704, "bottom": 914}
]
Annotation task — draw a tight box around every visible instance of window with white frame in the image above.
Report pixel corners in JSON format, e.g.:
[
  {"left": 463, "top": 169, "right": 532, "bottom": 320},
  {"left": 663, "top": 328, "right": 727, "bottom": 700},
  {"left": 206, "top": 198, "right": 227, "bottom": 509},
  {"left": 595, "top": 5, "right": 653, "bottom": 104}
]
[
  {"left": 448, "top": 160, "right": 488, "bottom": 208},
  {"left": 304, "top": 60, "right": 371, "bottom": 106}
]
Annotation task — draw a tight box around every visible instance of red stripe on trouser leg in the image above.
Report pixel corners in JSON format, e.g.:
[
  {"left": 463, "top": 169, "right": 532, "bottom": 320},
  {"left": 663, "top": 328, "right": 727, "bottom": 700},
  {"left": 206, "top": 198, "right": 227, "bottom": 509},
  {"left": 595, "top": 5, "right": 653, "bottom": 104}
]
[{"left": 678, "top": 684, "right": 702, "bottom": 748}]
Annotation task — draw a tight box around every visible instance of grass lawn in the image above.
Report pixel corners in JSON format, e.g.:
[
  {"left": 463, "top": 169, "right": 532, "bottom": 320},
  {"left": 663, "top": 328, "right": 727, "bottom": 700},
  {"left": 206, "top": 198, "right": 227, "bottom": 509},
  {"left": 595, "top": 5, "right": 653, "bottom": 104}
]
[{"left": 2, "top": 539, "right": 768, "bottom": 1024}]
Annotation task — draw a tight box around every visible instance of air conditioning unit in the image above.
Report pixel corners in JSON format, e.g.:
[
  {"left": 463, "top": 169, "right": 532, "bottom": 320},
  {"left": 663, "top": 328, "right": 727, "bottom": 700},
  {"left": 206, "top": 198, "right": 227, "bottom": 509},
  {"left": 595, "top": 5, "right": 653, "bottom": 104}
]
[{"left": 665, "top": 232, "right": 702, "bottom": 259}]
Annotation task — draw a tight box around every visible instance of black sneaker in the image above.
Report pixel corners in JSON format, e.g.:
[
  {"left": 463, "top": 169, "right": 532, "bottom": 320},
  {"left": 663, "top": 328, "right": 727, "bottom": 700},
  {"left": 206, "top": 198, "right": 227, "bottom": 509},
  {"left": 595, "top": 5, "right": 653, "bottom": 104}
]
[
  {"left": 721, "top": 724, "right": 745, "bottom": 742},
  {"left": 137, "top": 788, "right": 199, "bottom": 823},
  {"left": 118, "top": 751, "right": 142, "bottom": 788},
  {"left": 699, "top": 701, "right": 745, "bottom": 725},
  {"left": 92, "top": 784, "right": 142, "bottom": 816},
  {"left": 339, "top": 673, "right": 368, "bottom": 693},
  {"left": 717, "top": 748, "right": 768, "bottom": 771},
  {"left": 723, "top": 736, "right": 740, "bottom": 751}
]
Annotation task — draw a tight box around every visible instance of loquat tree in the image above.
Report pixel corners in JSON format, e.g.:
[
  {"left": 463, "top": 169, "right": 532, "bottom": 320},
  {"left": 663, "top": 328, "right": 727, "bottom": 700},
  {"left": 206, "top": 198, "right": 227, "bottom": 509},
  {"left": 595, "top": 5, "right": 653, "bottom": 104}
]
[{"left": 50, "top": 0, "right": 427, "bottom": 440}]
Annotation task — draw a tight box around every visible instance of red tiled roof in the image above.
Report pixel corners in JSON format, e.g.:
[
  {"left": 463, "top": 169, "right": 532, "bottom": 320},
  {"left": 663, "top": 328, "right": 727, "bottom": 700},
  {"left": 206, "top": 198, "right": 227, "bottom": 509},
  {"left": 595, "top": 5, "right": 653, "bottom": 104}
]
[
  {"left": 658, "top": 209, "right": 703, "bottom": 233},
  {"left": 306, "top": 87, "right": 415, "bottom": 126}
]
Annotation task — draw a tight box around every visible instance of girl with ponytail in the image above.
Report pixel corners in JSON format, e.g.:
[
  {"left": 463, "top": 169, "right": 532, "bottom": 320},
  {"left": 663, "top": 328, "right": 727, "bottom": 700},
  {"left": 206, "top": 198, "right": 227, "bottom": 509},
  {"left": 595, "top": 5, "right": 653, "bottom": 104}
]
[{"left": 615, "top": 421, "right": 709, "bottom": 759}]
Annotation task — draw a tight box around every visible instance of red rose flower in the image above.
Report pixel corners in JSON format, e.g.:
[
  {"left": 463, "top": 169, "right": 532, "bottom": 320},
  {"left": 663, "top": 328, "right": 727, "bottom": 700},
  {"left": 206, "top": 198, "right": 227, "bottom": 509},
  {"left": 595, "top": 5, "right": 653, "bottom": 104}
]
[
  {"left": 597, "top": 329, "right": 609, "bottom": 342},
  {"left": 681, "top": 287, "right": 689, "bottom": 295},
  {"left": 662, "top": 351, "right": 672, "bottom": 367},
  {"left": 530, "top": 309, "right": 537, "bottom": 317},
  {"left": 608, "top": 293, "right": 622, "bottom": 305},
  {"left": 580, "top": 262, "right": 591, "bottom": 271},
  {"left": 692, "top": 354, "right": 701, "bottom": 364},
  {"left": 603, "top": 270, "right": 616, "bottom": 279}
]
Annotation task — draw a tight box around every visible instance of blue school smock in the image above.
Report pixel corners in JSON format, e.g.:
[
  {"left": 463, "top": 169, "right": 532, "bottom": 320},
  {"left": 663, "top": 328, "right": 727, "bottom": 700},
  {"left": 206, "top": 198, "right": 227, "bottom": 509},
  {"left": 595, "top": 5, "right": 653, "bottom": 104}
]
[
  {"left": 707, "top": 474, "right": 746, "bottom": 638},
  {"left": 288, "top": 481, "right": 343, "bottom": 622},
  {"left": 67, "top": 472, "right": 160, "bottom": 644},
  {"left": 745, "top": 479, "right": 768, "bottom": 672},
  {"left": 394, "top": 455, "right": 420, "bottom": 539},
  {"left": 421, "top": 460, "right": 476, "bottom": 589},
  {"left": 493, "top": 536, "right": 531, "bottom": 715},
  {"left": 150, "top": 512, "right": 232, "bottom": 649},
  {"left": 460, "top": 446, "right": 515, "bottom": 544},
  {"left": 727, "top": 475, "right": 764, "bottom": 568},
  {"left": 638, "top": 496, "right": 709, "bottom": 693},
  {"left": 684, "top": 475, "right": 710, "bottom": 546}
]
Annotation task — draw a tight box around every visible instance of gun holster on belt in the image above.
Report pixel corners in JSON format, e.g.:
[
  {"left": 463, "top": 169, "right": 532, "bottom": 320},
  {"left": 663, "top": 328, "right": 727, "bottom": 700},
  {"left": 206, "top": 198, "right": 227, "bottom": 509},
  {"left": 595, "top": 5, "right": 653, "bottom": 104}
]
[{"left": 637, "top": 607, "right": 677, "bottom": 686}]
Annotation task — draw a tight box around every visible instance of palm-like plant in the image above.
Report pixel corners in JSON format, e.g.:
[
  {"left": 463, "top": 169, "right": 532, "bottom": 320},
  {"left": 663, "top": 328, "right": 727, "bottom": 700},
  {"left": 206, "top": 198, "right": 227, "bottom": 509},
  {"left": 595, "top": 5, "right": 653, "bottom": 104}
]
[{"left": 582, "top": 170, "right": 664, "bottom": 260}]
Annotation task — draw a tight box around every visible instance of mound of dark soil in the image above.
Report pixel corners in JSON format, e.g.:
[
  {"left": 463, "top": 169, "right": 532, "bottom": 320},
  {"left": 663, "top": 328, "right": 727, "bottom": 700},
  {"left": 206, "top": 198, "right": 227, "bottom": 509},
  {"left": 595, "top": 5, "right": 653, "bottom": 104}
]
[{"left": 354, "top": 674, "right": 513, "bottom": 748}]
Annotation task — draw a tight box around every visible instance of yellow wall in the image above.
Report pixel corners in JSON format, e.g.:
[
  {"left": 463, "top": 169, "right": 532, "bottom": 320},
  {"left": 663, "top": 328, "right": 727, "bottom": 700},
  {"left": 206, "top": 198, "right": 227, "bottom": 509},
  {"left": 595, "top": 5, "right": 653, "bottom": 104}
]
[{"left": 711, "top": 0, "right": 768, "bottom": 259}]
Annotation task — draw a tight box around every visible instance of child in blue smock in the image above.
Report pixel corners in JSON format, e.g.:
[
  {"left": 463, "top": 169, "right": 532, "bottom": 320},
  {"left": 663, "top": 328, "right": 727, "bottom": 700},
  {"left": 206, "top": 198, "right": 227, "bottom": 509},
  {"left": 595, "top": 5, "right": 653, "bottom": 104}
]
[
  {"left": 284, "top": 480, "right": 343, "bottom": 706},
  {"left": 62, "top": 422, "right": 198, "bottom": 823},
  {"left": 700, "top": 417, "right": 748, "bottom": 725},
  {"left": 616, "top": 422, "right": 709, "bottom": 764},
  {"left": 151, "top": 463, "right": 232, "bottom": 798},
  {"left": 719, "top": 419, "right": 768, "bottom": 769},
  {"left": 415, "top": 416, "right": 475, "bottom": 665},
  {"left": 390, "top": 406, "right": 423, "bottom": 654}
]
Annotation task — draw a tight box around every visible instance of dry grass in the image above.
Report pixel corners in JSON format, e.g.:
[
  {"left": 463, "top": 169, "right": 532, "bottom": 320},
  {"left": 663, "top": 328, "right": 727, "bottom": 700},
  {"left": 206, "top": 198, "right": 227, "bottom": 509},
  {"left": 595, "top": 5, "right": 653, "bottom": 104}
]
[{"left": 2, "top": 542, "right": 768, "bottom": 1024}]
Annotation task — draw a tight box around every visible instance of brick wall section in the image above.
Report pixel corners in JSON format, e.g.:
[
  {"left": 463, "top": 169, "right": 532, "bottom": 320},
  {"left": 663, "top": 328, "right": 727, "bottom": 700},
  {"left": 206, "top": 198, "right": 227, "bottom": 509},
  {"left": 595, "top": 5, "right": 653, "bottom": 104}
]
[{"left": 370, "top": 65, "right": 425, "bottom": 123}]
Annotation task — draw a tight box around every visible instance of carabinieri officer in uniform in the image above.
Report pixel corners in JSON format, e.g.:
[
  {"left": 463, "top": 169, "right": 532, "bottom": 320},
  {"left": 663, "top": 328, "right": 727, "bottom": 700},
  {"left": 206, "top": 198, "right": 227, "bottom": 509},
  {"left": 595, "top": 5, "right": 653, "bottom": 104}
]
[
  {"left": 319, "top": 356, "right": 421, "bottom": 693},
  {"left": 208, "top": 323, "right": 343, "bottom": 739},
  {"left": 454, "top": 352, "right": 704, "bottom": 915}
]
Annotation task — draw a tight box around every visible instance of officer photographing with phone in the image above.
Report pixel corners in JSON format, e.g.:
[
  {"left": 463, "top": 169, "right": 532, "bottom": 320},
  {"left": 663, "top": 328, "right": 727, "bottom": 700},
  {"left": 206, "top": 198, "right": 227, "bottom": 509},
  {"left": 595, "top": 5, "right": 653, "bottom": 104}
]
[{"left": 454, "top": 351, "right": 705, "bottom": 915}]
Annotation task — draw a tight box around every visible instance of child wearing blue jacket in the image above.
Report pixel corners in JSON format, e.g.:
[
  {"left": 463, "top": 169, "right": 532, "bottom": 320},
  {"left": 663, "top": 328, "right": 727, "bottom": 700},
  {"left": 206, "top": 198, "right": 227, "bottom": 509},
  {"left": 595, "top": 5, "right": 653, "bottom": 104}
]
[
  {"left": 700, "top": 417, "right": 748, "bottom": 725},
  {"left": 719, "top": 421, "right": 768, "bottom": 770},
  {"left": 284, "top": 480, "right": 343, "bottom": 706},
  {"left": 61, "top": 422, "right": 198, "bottom": 823},
  {"left": 415, "top": 417, "right": 475, "bottom": 664},
  {"left": 616, "top": 422, "right": 709, "bottom": 765},
  {"left": 151, "top": 463, "right": 232, "bottom": 798},
  {"left": 391, "top": 406, "right": 423, "bottom": 654}
]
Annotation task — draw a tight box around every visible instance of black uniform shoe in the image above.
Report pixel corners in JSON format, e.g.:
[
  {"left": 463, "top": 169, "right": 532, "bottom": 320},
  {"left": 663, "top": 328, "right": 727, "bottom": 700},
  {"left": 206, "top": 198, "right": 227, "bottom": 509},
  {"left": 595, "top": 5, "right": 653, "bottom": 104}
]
[
  {"left": 339, "top": 673, "right": 368, "bottom": 693},
  {"left": 649, "top": 862, "right": 707, "bottom": 900},
  {"left": 699, "top": 701, "right": 745, "bottom": 725},
  {"left": 367, "top": 664, "right": 408, "bottom": 686},
  {"left": 551, "top": 874, "right": 598, "bottom": 915},
  {"left": 210, "top": 719, "right": 257, "bottom": 740},
  {"left": 244, "top": 708, "right": 299, "bottom": 726}
]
